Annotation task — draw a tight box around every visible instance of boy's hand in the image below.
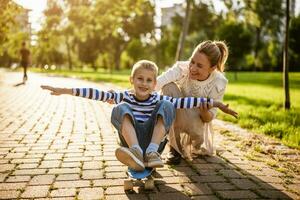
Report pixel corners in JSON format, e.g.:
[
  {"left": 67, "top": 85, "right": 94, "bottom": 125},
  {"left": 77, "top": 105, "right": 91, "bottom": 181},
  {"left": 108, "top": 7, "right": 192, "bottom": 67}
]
[
  {"left": 41, "top": 85, "right": 64, "bottom": 96},
  {"left": 218, "top": 103, "right": 238, "bottom": 118}
]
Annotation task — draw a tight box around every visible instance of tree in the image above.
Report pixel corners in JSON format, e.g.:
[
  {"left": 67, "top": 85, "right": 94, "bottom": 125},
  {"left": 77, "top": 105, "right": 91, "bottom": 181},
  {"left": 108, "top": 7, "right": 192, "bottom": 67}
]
[
  {"left": 283, "top": 0, "right": 290, "bottom": 109},
  {"left": 175, "top": 0, "right": 192, "bottom": 61},
  {"left": 243, "top": 0, "right": 284, "bottom": 70},
  {"left": 289, "top": 15, "right": 300, "bottom": 71},
  {"left": 0, "top": 0, "right": 19, "bottom": 50},
  {"left": 217, "top": 21, "right": 253, "bottom": 71},
  {"left": 34, "top": 0, "right": 65, "bottom": 68}
]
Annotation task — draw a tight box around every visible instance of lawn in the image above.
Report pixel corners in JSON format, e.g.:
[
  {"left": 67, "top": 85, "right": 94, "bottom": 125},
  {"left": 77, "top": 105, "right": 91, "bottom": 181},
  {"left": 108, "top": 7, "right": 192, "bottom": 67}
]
[{"left": 31, "top": 68, "right": 300, "bottom": 148}]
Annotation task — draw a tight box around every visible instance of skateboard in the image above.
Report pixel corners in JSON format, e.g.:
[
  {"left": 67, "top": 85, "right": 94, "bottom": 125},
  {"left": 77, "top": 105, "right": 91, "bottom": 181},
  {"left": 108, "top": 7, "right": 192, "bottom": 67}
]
[{"left": 124, "top": 167, "right": 155, "bottom": 190}]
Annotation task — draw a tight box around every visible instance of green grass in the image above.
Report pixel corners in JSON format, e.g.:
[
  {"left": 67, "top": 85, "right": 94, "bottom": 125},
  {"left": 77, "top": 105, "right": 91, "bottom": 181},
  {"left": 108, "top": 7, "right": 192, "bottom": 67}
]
[
  {"left": 220, "top": 72, "right": 300, "bottom": 148},
  {"left": 31, "top": 68, "right": 300, "bottom": 148}
]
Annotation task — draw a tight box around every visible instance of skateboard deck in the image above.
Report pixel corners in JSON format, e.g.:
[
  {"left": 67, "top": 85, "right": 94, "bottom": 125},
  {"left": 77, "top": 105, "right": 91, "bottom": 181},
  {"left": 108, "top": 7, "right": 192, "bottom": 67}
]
[{"left": 124, "top": 167, "right": 155, "bottom": 190}]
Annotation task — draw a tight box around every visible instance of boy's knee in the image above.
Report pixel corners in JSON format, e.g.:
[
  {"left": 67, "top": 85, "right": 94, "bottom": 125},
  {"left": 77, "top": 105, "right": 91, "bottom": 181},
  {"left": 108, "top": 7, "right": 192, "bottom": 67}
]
[
  {"left": 111, "top": 103, "right": 131, "bottom": 119},
  {"left": 160, "top": 100, "right": 175, "bottom": 117},
  {"left": 162, "top": 82, "right": 182, "bottom": 97}
]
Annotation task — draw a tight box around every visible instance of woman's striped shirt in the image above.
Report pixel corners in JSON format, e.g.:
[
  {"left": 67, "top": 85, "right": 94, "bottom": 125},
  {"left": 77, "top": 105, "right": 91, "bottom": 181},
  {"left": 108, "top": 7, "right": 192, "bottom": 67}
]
[{"left": 72, "top": 88, "right": 213, "bottom": 122}]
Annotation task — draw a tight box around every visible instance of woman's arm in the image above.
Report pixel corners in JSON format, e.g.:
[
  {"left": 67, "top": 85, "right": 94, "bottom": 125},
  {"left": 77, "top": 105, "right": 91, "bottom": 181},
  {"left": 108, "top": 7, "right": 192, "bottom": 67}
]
[
  {"left": 160, "top": 95, "right": 237, "bottom": 118},
  {"left": 199, "top": 75, "right": 228, "bottom": 122},
  {"left": 155, "top": 61, "right": 188, "bottom": 91}
]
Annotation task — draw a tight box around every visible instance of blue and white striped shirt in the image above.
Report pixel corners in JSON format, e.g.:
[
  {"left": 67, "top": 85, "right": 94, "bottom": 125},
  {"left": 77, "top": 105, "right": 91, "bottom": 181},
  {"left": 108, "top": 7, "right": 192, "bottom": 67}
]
[{"left": 72, "top": 88, "right": 213, "bottom": 122}]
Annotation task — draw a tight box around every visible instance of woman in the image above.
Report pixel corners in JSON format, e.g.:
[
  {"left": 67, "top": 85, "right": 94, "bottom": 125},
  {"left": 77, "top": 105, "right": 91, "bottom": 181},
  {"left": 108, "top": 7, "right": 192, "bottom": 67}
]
[{"left": 155, "top": 40, "right": 229, "bottom": 164}]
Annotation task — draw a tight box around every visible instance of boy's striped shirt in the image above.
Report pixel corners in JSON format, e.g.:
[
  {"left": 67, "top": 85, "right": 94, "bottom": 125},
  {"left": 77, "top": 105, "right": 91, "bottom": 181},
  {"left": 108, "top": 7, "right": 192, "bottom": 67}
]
[{"left": 73, "top": 88, "right": 213, "bottom": 122}]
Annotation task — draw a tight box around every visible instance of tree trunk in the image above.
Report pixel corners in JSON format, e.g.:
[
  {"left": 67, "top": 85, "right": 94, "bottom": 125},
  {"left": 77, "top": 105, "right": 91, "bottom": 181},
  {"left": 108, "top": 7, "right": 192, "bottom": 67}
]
[
  {"left": 175, "top": 0, "right": 192, "bottom": 62},
  {"left": 283, "top": 0, "right": 290, "bottom": 109},
  {"left": 65, "top": 35, "right": 73, "bottom": 70},
  {"left": 254, "top": 27, "right": 261, "bottom": 71},
  {"left": 114, "top": 44, "right": 124, "bottom": 71}
]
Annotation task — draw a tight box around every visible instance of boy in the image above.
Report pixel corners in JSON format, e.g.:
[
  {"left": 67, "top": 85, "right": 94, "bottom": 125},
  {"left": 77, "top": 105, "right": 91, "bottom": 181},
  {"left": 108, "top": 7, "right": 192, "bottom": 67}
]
[{"left": 41, "top": 60, "right": 237, "bottom": 171}]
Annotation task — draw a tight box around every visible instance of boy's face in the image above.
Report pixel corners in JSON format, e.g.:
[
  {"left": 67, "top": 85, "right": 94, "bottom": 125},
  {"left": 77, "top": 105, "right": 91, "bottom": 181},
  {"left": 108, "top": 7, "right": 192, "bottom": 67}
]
[{"left": 130, "top": 68, "right": 157, "bottom": 101}]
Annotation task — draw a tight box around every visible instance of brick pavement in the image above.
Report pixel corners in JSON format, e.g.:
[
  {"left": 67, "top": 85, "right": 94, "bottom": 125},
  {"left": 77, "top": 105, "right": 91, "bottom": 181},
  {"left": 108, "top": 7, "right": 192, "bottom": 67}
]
[{"left": 0, "top": 71, "right": 299, "bottom": 199}]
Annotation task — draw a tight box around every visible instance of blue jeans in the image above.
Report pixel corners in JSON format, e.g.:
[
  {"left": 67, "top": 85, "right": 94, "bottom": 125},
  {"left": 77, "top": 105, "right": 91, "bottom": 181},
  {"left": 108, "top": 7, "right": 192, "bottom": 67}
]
[{"left": 111, "top": 100, "right": 175, "bottom": 154}]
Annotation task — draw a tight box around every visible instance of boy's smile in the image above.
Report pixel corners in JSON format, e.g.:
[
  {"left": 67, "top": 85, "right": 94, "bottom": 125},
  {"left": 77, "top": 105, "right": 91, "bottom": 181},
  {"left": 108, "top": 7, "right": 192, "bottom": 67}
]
[{"left": 130, "top": 68, "right": 157, "bottom": 101}]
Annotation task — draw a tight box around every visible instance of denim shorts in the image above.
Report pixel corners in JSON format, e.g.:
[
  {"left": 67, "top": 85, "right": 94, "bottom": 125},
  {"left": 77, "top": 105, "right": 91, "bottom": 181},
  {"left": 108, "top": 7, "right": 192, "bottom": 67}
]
[{"left": 111, "top": 100, "right": 175, "bottom": 154}]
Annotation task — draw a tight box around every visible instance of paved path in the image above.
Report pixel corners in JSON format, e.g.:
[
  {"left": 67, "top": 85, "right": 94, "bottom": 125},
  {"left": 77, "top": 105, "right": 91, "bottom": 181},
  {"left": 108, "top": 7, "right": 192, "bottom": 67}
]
[{"left": 0, "top": 71, "right": 299, "bottom": 199}]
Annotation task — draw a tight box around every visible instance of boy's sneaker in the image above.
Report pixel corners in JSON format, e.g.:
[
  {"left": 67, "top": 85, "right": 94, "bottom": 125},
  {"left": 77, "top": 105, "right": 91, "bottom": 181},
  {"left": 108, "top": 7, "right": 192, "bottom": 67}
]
[
  {"left": 115, "top": 147, "right": 145, "bottom": 171},
  {"left": 144, "top": 151, "right": 164, "bottom": 168}
]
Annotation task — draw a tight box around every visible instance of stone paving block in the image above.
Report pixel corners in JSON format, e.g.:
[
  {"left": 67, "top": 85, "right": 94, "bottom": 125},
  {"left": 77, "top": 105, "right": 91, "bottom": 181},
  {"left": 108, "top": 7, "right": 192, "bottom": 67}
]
[
  {"left": 105, "top": 166, "right": 127, "bottom": 172},
  {"left": 5, "top": 152, "right": 25, "bottom": 159},
  {"left": 219, "top": 169, "right": 245, "bottom": 178},
  {"left": 0, "top": 190, "right": 20, "bottom": 199},
  {"left": 11, "top": 158, "right": 41, "bottom": 164},
  {"left": 287, "top": 183, "right": 300, "bottom": 194},
  {"left": 78, "top": 187, "right": 104, "bottom": 199},
  {"left": 190, "top": 195, "right": 219, "bottom": 200},
  {"left": 105, "top": 186, "right": 127, "bottom": 195},
  {"left": 0, "top": 182, "right": 27, "bottom": 190},
  {"left": 82, "top": 161, "right": 102, "bottom": 169},
  {"left": 93, "top": 179, "right": 123, "bottom": 187},
  {"left": 0, "top": 164, "right": 15, "bottom": 172},
  {"left": 6, "top": 175, "right": 31, "bottom": 182},
  {"left": 82, "top": 170, "right": 104, "bottom": 179},
  {"left": 44, "top": 153, "right": 63, "bottom": 160},
  {"left": 250, "top": 175, "right": 283, "bottom": 184},
  {"left": 29, "top": 175, "right": 55, "bottom": 185},
  {"left": 61, "top": 162, "right": 81, "bottom": 168},
  {"left": 21, "top": 185, "right": 50, "bottom": 198},
  {"left": 173, "top": 166, "right": 199, "bottom": 176},
  {"left": 192, "top": 175, "right": 227, "bottom": 183},
  {"left": 53, "top": 180, "right": 91, "bottom": 188},
  {"left": 39, "top": 160, "right": 61, "bottom": 168},
  {"left": 256, "top": 189, "right": 297, "bottom": 199},
  {"left": 56, "top": 174, "right": 80, "bottom": 181},
  {"left": 149, "top": 192, "right": 191, "bottom": 200},
  {"left": 17, "top": 163, "right": 39, "bottom": 169},
  {"left": 13, "top": 168, "right": 47, "bottom": 175},
  {"left": 216, "top": 190, "right": 258, "bottom": 199},
  {"left": 157, "top": 183, "right": 184, "bottom": 193},
  {"left": 208, "top": 182, "right": 236, "bottom": 190},
  {"left": 183, "top": 183, "right": 213, "bottom": 195},
  {"left": 105, "top": 172, "right": 127, "bottom": 179},
  {"left": 230, "top": 178, "right": 259, "bottom": 189},
  {"left": 48, "top": 168, "right": 80, "bottom": 174},
  {"left": 0, "top": 173, "right": 8, "bottom": 182},
  {"left": 50, "top": 188, "right": 76, "bottom": 197},
  {"left": 105, "top": 194, "right": 148, "bottom": 200}
]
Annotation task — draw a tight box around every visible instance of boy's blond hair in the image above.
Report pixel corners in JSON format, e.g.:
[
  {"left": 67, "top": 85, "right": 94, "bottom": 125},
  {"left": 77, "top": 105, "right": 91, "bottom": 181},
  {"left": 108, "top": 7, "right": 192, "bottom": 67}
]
[{"left": 131, "top": 60, "right": 158, "bottom": 78}]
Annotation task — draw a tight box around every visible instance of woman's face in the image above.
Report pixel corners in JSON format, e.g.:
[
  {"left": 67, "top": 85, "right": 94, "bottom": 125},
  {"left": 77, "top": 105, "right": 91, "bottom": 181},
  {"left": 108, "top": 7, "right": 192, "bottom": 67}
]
[{"left": 189, "top": 52, "right": 216, "bottom": 81}]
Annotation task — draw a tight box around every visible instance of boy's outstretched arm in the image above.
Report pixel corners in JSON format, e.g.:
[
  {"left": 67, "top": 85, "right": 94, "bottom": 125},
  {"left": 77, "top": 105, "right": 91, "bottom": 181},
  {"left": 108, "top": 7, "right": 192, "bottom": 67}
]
[
  {"left": 213, "top": 101, "right": 238, "bottom": 118},
  {"left": 41, "top": 85, "right": 72, "bottom": 96}
]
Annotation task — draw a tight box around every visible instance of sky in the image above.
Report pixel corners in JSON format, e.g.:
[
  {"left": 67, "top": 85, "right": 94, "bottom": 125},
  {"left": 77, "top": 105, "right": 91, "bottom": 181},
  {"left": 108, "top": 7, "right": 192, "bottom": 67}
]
[{"left": 13, "top": 0, "right": 300, "bottom": 32}]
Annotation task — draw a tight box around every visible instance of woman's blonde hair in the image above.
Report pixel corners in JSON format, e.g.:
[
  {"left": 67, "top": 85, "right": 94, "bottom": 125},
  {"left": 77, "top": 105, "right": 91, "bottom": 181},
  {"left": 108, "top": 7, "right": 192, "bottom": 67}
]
[
  {"left": 131, "top": 60, "right": 158, "bottom": 78},
  {"left": 192, "top": 40, "right": 229, "bottom": 72}
]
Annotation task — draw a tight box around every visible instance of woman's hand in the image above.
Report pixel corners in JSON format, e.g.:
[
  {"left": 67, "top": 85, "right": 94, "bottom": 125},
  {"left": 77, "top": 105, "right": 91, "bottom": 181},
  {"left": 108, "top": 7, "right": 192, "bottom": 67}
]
[
  {"left": 106, "top": 89, "right": 115, "bottom": 104},
  {"left": 41, "top": 85, "right": 70, "bottom": 96},
  {"left": 199, "top": 102, "right": 214, "bottom": 122},
  {"left": 217, "top": 103, "right": 238, "bottom": 118}
]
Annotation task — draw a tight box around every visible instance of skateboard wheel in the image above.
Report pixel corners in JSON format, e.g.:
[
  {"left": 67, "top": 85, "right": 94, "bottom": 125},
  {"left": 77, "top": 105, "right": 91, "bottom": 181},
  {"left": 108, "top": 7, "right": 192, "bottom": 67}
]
[
  {"left": 144, "top": 179, "right": 154, "bottom": 190},
  {"left": 124, "top": 180, "right": 133, "bottom": 190}
]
